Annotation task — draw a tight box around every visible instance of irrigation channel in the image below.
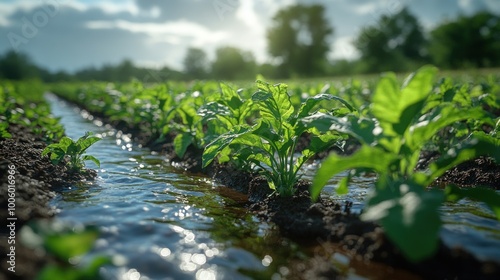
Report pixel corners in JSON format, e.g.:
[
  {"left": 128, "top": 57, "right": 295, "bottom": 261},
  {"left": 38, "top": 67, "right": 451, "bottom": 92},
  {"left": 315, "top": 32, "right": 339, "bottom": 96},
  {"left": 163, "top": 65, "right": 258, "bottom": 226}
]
[{"left": 46, "top": 94, "right": 500, "bottom": 279}]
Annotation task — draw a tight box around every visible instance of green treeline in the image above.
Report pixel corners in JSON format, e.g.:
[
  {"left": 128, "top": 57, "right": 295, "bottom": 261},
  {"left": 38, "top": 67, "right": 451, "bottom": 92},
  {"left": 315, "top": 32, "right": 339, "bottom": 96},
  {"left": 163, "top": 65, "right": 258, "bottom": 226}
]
[{"left": 1, "top": 5, "right": 499, "bottom": 82}]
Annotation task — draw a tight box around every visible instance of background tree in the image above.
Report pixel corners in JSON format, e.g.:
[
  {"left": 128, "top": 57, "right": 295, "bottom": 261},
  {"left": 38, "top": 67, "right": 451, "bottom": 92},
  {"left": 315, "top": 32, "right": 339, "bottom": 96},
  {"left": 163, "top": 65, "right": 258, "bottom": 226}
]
[
  {"left": 116, "top": 59, "right": 135, "bottom": 82},
  {"left": 183, "top": 48, "right": 209, "bottom": 79},
  {"left": 267, "top": 4, "right": 333, "bottom": 78},
  {"left": 429, "top": 11, "right": 500, "bottom": 69},
  {"left": 354, "top": 7, "right": 427, "bottom": 73},
  {"left": 0, "top": 50, "right": 40, "bottom": 80},
  {"left": 211, "top": 46, "right": 256, "bottom": 80}
]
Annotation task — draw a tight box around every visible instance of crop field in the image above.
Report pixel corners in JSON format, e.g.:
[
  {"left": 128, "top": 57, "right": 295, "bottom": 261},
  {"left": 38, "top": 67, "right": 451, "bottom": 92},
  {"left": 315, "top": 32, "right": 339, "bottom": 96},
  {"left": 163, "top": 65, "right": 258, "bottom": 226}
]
[{"left": 2, "top": 66, "right": 500, "bottom": 279}]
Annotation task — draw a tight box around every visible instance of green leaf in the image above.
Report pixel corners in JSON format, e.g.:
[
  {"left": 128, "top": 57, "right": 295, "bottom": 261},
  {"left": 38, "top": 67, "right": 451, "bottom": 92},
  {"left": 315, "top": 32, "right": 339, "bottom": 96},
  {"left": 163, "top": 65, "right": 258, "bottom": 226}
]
[
  {"left": 252, "top": 90, "right": 272, "bottom": 102},
  {"left": 393, "top": 99, "right": 426, "bottom": 135},
  {"left": 296, "top": 93, "right": 355, "bottom": 124},
  {"left": 361, "top": 182, "right": 444, "bottom": 262},
  {"left": 77, "top": 135, "right": 101, "bottom": 153},
  {"left": 407, "top": 106, "right": 486, "bottom": 151},
  {"left": 311, "top": 146, "right": 397, "bottom": 201},
  {"left": 220, "top": 83, "right": 243, "bottom": 108},
  {"left": 44, "top": 229, "right": 99, "bottom": 261},
  {"left": 58, "top": 137, "right": 74, "bottom": 153},
  {"left": 202, "top": 126, "right": 252, "bottom": 168},
  {"left": 174, "top": 133, "right": 194, "bottom": 159},
  {"left": 198, "top": 102, "right": 231, "bottom": 122},
  {"left": 246, "top": 150, "right": 273, "bottom": 169},
  {"left": 50, "top": 148, "right": 66, "bottom": 164},
  {"left": 41, "top": 147, "right": 52, "bottom": 157},
  {"left": 74, "top": 131, "right": 101, "bottom": 154},
  {"left": 82, "top": 155, "right": 101, "bottom": 168},
  {"left": 371, "top": 72, "right": 400, "bottom": 124},
  {"left": 336, "top": 175, "right": 350, "bottom": 195},
  {"left": 251, "top": 120, "right": 280, "bottom": 142},
  {"left": 372, "top": 66, "right": 437, "bottom": 134},
  {"left": 253, "top": 81, "right": 294, "bottom": 124},
  {"left": 300, "top": 113, "right": 377, "bottom": 145},
  {"left": 67, "top": 142, "right": 79, "bottom": 156},
  {"left": 0, "top": 122, "right": 11, "bottom": 139},
  {"left": 177, "top": 105, "right": 198, "bottom": 128},
  {"left": 232, "top": 133, "right": 269, "bottom": 151},
  {"left": 82, "top": 256, "right": 112, "bottom": 278},
  {"left": 393, "top": 65, "right": 438, "bottom": 134},
  {"left": 37, "top": 265, "right": 82, "bottom": 280},
  {"left": 308, "top": 133, "right": 340, "bottom": 154},
  {"left": 445, "top": 185, "right": 500, "bottom": 220}
]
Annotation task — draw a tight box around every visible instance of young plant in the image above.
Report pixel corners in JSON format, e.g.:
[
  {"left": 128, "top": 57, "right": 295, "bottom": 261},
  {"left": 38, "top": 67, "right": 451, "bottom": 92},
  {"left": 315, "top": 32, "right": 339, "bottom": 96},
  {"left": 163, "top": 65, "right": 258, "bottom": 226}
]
[
  {"left": 20, "top": 221, "right": 111, "bottom": 280},
  {"left": 171, "top": 100, "right": 205, "bottom": 158},
  {"left": 303, "top": 65, "right": 500, "bottom": 262},
  {"left": 198, "top": 83, "right": 255, "bottom": 169},
  {"left": 203, "top": 80, "right": 353, "bottom": 197},
  {"left": 42, "top": 132, "right": 101, "bottom": 173}
]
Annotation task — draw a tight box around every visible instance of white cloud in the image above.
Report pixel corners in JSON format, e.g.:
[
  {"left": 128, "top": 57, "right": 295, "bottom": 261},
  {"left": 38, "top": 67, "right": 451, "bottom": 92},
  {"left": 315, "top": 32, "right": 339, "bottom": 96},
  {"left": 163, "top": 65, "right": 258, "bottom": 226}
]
[
  {"left": 71, "top": 0, "right": 139, "bottom": 15},
  {"left": 0, "top": 0, "right": 142, "bottom": 27},
  {"left": 234, "top": 0, "right": 267, "bottom": 62},
  {"left": 352, "top": 2, "right": 378, "bottom": 15},
  {"left": 0, "top": 0, "right": 54, "bottom": 26},
  {"left": 85, "top": 19, "right": 229, "bottom": 46},
  {"left": 236, "top": 0, "right": 261, "bottom": 32}
]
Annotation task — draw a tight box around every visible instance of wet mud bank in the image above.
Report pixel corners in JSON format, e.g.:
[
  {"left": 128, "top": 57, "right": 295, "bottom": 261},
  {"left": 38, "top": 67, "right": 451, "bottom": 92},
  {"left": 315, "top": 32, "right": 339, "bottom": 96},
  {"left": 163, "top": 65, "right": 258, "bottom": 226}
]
[{"left": 0, "top": 124, "right": 96, "bottom": 280}]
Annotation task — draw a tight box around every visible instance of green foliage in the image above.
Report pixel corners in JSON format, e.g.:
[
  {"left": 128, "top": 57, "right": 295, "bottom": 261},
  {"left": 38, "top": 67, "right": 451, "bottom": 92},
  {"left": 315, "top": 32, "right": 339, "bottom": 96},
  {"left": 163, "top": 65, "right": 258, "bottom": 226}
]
[
  {"left": 306, "top": 65, "right": 500, "bottom": 261},
  {"left": 42, "top": 132, "right": 101, "bottom": 173},
  {"left": 198, "top": 83, "right": 255, "bottom": 168},
  {"left": 20, "top": 221, "right": 110, "bottom": 280},
  {"left": 0, "top": 50, "right": 40, "bottom": 80},
  {"left": 203, "top": 80, "right": 350, "bottom": 196},
  {"left": 267, "top": 4, "right": 333, "bottom": 77},
  {"left": 353, "top": 7, "right": 428, "bottom": 73},
  {"left": 211, "top": 46, "right": 257, "bottom": 80},
  {"left": 0, "top": 80, "right": 64, "bottom": 141},
  {"left": 183, "top": 47, "right": 209, "bottom": 79},
  {"left": 430, "top": 11, "right": 500, "bottom": 68}
]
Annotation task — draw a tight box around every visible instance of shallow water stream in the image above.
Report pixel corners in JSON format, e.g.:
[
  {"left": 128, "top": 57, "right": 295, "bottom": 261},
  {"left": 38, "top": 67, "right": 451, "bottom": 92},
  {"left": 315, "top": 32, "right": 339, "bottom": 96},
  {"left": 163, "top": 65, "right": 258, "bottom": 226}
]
[{"left": 46, "top": 94, "right": 500, "bottom": 279}]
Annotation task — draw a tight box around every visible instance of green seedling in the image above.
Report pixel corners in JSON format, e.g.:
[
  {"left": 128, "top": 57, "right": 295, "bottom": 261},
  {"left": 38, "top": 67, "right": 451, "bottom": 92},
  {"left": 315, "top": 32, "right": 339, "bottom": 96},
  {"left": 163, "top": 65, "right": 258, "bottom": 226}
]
[
  {"left": 303, "top": 65, "right": 500, "bottom": 262},
  {"left": 203, "top": 80, "right": 353, "bottom": 197},
  {"left": 20, "top": 220, "right": 110, "bottom": 280},
  {"left": 42, "top": 131, "right": 101, "bottom": 173},
  {"left": 198, "top": 83, "right": 255, "bottom": 169}
]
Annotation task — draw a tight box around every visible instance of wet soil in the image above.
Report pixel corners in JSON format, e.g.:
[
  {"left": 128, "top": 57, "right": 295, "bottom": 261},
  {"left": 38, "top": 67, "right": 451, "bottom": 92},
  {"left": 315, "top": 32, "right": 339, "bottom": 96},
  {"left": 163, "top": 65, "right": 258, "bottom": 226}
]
[
  {"left": 0, "top": 124, "right": 96, "bottom": 280},
  {"left": 434, "top": 156, "right": 500, "bottom": 190}
]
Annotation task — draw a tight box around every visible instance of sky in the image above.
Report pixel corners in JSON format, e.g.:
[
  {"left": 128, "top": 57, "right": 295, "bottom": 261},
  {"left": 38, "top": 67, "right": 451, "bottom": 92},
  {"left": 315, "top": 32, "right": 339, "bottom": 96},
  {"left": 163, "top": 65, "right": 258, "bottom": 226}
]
[{"left": 0, "top": 0, "right": 498, "bottom": 73}]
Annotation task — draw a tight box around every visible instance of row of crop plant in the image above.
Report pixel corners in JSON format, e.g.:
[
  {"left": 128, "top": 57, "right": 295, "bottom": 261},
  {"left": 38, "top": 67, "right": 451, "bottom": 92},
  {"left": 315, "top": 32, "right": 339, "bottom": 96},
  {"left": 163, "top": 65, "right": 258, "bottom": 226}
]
[
  {"left": 0, "top": 80, "right": 109, "bottom": 279},
  {"left": 0, "top": 80, "right": 64, "bottom": 141},
  {"left": 47, "top": 65, "right": 500, "bottom": 262}
]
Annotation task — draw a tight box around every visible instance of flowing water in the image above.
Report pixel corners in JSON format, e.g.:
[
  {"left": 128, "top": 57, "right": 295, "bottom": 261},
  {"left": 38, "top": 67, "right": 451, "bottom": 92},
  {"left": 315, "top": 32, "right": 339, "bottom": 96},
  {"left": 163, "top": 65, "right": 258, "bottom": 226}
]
[{"left": 46, "top": 94, "right": 500, "bottom": 280}]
